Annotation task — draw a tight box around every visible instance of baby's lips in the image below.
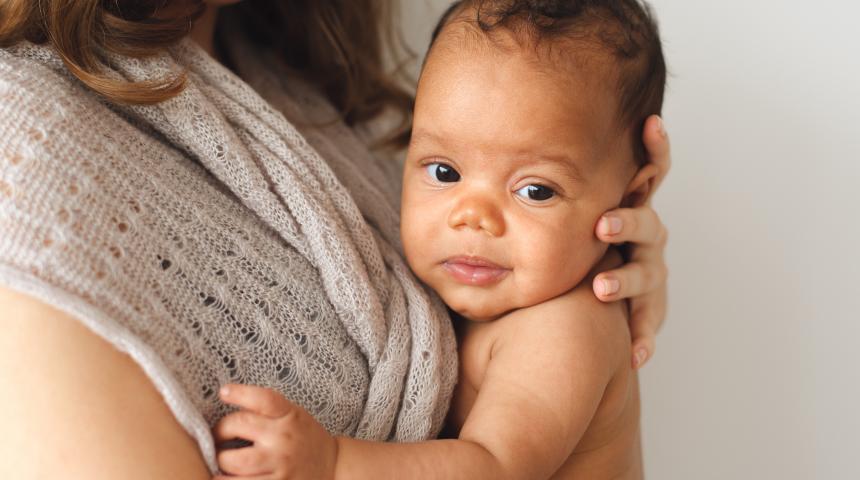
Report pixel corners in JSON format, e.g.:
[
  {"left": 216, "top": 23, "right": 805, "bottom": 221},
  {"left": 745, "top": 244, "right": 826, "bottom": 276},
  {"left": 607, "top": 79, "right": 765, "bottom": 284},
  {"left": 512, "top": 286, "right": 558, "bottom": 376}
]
[
  {"left": 442, "top": 256, "right": 510, "bottom": 286},
  {"left": 443, "top": 254, "right": 507, "bottom": 269}
]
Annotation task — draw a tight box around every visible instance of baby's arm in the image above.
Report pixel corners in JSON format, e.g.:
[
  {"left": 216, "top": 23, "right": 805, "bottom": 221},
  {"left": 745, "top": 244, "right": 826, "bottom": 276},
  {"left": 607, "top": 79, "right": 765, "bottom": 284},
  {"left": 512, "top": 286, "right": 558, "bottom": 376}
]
[{"left": 214, "top": 288, "right": 627, "bottom": 480}]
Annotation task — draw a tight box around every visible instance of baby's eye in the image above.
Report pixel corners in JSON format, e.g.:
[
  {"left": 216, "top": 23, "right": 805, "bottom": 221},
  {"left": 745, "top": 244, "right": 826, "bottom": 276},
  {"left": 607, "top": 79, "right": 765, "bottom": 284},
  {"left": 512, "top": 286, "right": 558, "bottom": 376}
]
[
  {"left": 425, "top": 163, "right": 461, "bottom": 183},
  {"left": 514, "top": 184, "right": 556, "bottom": 202}
]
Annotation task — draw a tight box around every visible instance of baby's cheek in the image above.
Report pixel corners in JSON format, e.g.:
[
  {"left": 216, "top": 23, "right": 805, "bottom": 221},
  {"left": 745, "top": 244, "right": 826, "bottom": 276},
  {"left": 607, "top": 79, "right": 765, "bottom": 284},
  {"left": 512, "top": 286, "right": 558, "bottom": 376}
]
[
  {"left": 401, "top": 213, "right": 439, "bottom": 285},
  {"left": 401, "top": 229, "right": 427, "bottom": 278},
  {"left": 516, "top": 224, "right": 598, "bottom": 296}
]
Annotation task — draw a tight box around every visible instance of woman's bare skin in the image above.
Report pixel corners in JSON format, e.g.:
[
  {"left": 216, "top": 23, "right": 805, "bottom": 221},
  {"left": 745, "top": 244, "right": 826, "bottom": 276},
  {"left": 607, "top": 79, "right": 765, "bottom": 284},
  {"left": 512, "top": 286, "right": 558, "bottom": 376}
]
[{"left": 0, "top": 287, "right": 211, "bottom": 479}]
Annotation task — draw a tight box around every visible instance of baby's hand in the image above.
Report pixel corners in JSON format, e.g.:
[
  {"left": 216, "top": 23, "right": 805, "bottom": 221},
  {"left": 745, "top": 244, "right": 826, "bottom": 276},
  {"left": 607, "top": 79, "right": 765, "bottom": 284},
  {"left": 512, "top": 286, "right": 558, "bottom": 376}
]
[{"left": 212, "top": 384, "right": 337, "bottom": 480}]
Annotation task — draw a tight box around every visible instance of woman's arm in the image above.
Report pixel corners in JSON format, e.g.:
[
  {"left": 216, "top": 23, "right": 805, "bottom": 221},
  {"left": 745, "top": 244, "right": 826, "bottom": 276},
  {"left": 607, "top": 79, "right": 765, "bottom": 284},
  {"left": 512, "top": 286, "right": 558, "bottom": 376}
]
[
  {"left": 593, "top": 114, "right": 671, "bottom": 369},
  {"left": 0, "top": 287, "right": 212, "bottom": 479}
]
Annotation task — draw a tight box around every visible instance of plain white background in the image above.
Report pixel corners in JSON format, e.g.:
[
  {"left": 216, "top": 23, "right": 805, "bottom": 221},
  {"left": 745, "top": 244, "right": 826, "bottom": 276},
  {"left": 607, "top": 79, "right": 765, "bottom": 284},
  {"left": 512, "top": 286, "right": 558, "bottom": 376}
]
[{"left": 398, "top": 1, "right": 860, "bottom": 478}]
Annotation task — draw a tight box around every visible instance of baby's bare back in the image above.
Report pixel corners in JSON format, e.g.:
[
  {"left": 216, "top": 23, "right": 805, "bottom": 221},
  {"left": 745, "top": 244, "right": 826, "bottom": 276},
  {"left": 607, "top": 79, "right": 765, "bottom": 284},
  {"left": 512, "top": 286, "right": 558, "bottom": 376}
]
[
  {"left": 552, "top": 367, "right": 642, "bottom": 479},
  {"left": 448, "top": 298, "right": 642, "bottom": 480}
]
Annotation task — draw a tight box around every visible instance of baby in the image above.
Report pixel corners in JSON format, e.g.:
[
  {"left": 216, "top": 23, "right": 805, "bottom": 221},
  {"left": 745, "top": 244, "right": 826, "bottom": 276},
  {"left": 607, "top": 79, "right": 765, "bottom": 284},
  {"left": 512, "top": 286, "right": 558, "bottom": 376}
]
[{"left": 213, "top": 1, "right": 666, "bottom": 479}]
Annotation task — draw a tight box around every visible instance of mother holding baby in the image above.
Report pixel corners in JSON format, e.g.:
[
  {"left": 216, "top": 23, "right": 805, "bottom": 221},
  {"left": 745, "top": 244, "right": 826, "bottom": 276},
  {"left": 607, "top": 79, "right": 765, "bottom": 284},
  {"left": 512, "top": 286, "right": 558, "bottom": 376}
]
[{"left": 0, "top": 0, "right": 670, "bottom": 477}]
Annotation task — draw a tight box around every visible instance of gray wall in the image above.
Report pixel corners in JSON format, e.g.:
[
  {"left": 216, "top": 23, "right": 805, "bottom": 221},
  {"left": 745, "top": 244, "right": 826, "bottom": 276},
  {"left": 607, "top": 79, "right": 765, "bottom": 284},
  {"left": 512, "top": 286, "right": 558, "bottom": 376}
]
[{"left": 397, "top": 0, "right": 860, "bottom": 478}]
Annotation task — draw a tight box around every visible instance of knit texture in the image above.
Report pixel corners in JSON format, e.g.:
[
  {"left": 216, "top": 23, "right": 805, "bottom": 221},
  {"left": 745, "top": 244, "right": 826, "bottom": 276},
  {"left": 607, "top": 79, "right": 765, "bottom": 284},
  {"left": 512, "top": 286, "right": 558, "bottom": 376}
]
[{"left": 0, "top": 33, "right": 457, "bottom": 473}]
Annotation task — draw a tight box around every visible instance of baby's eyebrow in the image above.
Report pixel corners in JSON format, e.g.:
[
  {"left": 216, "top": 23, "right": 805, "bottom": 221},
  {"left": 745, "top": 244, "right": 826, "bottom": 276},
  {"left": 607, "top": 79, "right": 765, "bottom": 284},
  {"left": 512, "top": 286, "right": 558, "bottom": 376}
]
[
  {"left": 409, "top": 129, "right": 448, "bottom": 147},
  {"left": 529, "top": 152, "right": 587, "bottom": 184}
]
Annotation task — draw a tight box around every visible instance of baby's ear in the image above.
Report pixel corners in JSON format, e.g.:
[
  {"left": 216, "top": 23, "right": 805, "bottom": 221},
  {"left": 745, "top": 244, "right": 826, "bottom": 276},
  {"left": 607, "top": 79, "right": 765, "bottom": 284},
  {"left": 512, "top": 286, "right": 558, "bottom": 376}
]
[{"left": 621, "top": 163, "right": 660, "bottom": 208}]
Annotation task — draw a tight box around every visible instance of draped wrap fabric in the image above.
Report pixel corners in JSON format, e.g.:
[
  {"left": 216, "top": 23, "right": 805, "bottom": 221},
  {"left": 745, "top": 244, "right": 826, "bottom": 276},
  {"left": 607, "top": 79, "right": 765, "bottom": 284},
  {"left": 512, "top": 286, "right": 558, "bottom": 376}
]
[{"left": 0, "top": 33, "right": 456, "bottom": 472}]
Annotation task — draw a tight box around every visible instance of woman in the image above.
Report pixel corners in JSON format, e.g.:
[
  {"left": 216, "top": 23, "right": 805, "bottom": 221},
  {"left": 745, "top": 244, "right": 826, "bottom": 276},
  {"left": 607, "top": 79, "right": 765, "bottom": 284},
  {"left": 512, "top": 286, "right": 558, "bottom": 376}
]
[{"left": 0, "top": 0, "right": 670, "bottom": 477}]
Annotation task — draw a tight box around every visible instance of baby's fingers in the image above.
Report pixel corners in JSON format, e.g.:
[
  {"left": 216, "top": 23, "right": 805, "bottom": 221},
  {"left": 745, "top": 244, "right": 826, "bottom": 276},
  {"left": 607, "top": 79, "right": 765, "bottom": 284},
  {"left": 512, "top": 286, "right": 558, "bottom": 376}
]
[
  {"left": 220, "top": 383, "right": 295, "bottom": 418},
  {"left": 214, "top": 410, "right": 267, "bottom": 444},
  {"left": 217, "top": 445, "right": 273, "bottom": 477}
]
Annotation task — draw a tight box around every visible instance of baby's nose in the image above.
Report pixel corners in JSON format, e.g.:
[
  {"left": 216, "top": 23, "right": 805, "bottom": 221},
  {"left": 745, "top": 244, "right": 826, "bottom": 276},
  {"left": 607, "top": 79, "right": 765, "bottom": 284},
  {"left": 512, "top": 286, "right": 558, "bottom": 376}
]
[{"left": 447, "top": 195, "right": 505, "bottom": 237}]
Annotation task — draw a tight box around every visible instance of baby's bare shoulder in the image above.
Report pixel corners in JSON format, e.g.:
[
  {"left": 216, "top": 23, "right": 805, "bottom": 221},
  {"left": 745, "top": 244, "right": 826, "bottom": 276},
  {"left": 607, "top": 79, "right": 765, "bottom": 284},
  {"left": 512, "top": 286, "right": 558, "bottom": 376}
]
[
  {"left": 460, "top": 283, "right": 633, "bottom": 472},
  {"left": 496, "top": 283, "right": 630, "bottom": 365}
]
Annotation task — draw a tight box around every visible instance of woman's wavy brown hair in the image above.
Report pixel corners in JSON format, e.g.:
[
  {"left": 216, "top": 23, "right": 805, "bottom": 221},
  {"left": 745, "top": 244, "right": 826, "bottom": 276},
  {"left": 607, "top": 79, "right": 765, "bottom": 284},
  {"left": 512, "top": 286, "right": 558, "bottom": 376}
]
[{"left": 0, "top": 0, "right": 415, "bottom": 147}]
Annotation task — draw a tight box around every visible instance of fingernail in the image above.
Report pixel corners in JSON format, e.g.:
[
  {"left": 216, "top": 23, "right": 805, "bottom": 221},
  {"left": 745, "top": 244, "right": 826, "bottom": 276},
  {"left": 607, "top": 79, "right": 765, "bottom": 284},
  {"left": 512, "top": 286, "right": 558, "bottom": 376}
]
[
  {"left": 656, "top": 116, "right": 667, "bottom": 138},
  {"left": 600, "top": 278, "right": 620, "bottom": 296},
  {"left": 635, "top": 349, "right": 648, "bottom": 368},
  {"left": 220, "top": 386, "right": 230, "bottom": 397},
  {"left": 600, "top": 216, "right": 623, "bottom": 235}
]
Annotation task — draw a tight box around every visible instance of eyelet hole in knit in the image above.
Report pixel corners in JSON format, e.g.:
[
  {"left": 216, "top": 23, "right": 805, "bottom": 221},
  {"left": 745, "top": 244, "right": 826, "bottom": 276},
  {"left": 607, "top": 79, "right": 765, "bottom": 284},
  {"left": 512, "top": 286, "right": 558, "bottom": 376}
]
[
  {"left": 28, "top": 128, "right": 45, "bottom": 143},
  {"left": 157, "top": 255, "right": 172, "bottom": 270}
]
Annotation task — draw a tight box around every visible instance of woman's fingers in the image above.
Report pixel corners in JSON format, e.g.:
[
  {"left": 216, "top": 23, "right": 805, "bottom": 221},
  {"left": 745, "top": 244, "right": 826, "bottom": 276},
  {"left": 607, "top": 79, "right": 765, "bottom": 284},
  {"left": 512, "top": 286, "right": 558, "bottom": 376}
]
[
  {"left": 590, "top": 115, "right": 671, "bottom": 369},
  {"left": 642, "top": 114, "right": 671, "bottom": 193},
  {"left": 216, "top": 445, "right": 273, "bottom": 477},
  {"left": 593, "top": 260, "right": 667, "bottom": 302},
  {"left": 593, "top": 265, "right": 667, "bottom": 369},
  {"left": 220, "top": 384, "right": 294, "bottom": 418},
  {"left": 596, "top": 207, "right": 667, "bottom": 248},
  {"left": 629, "top": 303, "right": 664, "bottom": 370},
  {"left": 631, "top": 328, "right": 657, "bottom": 370}
]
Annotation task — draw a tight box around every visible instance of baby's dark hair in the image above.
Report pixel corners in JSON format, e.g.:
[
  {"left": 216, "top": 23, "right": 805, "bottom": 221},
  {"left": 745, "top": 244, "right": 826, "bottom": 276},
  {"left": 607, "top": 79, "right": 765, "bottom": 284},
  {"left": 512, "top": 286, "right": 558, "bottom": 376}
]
[{"left": 427, "top": 0, "right": 666, "bottom": 165}]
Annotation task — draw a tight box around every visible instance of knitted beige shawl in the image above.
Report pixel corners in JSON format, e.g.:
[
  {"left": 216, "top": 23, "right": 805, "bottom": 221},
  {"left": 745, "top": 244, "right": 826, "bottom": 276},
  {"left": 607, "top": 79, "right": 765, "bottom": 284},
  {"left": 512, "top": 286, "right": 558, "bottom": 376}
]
[{"left": 0, "top": 34, "right": 456, "bottom": 472}]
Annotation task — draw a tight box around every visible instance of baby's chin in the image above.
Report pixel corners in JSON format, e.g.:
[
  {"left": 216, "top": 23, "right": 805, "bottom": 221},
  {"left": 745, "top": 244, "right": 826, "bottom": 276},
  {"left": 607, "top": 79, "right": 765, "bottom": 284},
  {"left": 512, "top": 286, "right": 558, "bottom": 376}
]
[{"left": 438, "top": 289, "right": 515, "bottom": 322}]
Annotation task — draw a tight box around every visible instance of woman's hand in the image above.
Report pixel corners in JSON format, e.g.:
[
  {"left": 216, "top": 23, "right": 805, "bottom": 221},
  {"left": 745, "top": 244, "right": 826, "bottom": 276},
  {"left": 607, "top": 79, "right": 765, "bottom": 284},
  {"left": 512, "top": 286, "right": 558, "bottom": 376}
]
[{"left": 592, "top": 115, "right": 670, "bottom": 370}]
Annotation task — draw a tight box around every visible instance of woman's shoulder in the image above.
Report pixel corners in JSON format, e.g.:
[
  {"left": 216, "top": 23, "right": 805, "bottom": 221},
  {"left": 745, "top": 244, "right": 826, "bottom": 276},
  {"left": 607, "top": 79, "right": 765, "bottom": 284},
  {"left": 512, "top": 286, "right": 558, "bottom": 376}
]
[
  {"left": 1, "top": 44, "right": 148, "bottom": 259},
  {"left": 0, "top": 42, "right": 124, "bottom": 182},
  {"left": 0, "top": 41, "right": 87, "bottom": 116},
  {"left": 0, "top": 285, "right": 212, "bottom": 479},
  {"left": 0, "top": 42, "right": 210, "bottom": 230}
]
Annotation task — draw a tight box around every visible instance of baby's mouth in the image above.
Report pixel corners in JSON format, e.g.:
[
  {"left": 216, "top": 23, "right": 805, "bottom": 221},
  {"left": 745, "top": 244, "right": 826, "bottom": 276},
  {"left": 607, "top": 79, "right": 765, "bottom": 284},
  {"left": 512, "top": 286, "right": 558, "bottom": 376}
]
[{"left": 441, "top": 255, "right": 510, "bottom": 286}]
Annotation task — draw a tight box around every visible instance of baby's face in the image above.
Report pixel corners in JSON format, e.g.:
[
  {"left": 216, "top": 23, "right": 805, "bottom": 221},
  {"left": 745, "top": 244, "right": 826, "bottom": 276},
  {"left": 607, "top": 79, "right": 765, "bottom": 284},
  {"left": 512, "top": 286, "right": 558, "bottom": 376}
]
[{"left": 401, "top": 34, "right": 636, "bottom": 321}]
